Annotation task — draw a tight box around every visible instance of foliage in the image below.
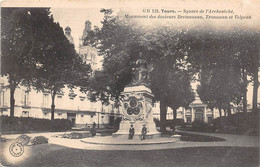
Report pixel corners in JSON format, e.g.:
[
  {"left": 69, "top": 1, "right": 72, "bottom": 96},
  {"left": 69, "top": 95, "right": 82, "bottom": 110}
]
[
  {"left": 213, "top": 112, "right": 259, "bottom": 135},
  {"left": 153, "top": 118, "right": 184, "bottom": 127},
  {"left": 25, "top": 9, "right": 92, "bottom": 120},
  {"left": 16, "top": 134, "right": 31, "bottom": 146},
  {"left": 190, "top": 120, "right": 216, "bottom": 132},
  {"left": 189, "top": 29, "right": 259, "bottom": 114},
  {"left": 31, "top": 136, "right": 49, "bottom": 145},
  {"left": 1, "top": 8, "right": 92, "bottom": 119},
  {"left": 1, "top": 8, "right": 51, "bottom": 116},
  {"left": 84, "top": 9, "right": 195, "bottom": 132},
  {"left": 0, "top": 116, "right": 72, "bottom": 133},
  {"left": 113, "top": 117, "right": 122, "bottom": 132},
  {"left": 197, "top": 66, "right": 243, "bottom": 116},
  {"left": 68, "top": 132, "right": 84, "bottom": 139}
]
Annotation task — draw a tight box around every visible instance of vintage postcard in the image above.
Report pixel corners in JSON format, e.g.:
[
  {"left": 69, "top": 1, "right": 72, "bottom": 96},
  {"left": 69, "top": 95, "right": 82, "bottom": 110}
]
[{"left": 1, "top": 0, "right": 259, "bottom": 166}]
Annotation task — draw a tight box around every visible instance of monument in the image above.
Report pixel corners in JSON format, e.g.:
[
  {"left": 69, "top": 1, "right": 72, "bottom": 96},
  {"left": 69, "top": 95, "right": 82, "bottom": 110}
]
[{"left": 112, "top": 52, "right": 161, "bottom": 139}]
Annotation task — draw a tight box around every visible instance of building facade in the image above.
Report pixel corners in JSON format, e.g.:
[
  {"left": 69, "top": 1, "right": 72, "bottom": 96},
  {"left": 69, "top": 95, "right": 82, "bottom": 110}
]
[
  {"left": 0, "top": 76, "right": 121, "bottom": 128},
  {"left": 0, "top": 22, "right": 118, "bottom": 128}
]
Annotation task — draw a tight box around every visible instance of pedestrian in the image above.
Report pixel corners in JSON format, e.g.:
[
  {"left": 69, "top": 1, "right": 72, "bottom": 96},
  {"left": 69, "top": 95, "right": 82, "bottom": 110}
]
[
  {"left": 170, "top": 123, "right": 175, "bottom": 135},
  {"left": 141, "top": 124, "right": 147, "bottom": 140},
  {"left": 91, "top": 122, "right": 96, "bottom": 136},
  {"left": 129, "top": 124, "right": 135, "bottom": 140},
  {"left": 93, "top": 122, "right": 96, "bottom": 128}
]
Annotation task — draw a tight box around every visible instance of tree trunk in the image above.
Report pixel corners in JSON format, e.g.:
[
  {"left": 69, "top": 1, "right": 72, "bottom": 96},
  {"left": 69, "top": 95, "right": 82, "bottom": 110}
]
[
  {"left": 160, "top": 97, "right": 167, "bottom": 132},
  {"left": 51, "top": 90, "right": 57, "bottom": 120},
  {"left": 252, "top": 66, "right": 258, "bottom": 112},
  {"left": 173, "top": 108, "right": 177, "bottom": 120},
  {"left": 10, "top": 84, "right": 15, "bottom": 117},
  {"left": 227, "top": 102, "right": 232, "bottom": 117},
  {"left": 242, "top": 68, "right": 248, "bottom": 113}
]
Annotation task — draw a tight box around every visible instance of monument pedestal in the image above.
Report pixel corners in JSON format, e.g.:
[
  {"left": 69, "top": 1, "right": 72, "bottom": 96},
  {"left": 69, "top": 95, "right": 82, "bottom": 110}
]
[{"left": 112, "top": 85, "right": 161, "bottom": 139}]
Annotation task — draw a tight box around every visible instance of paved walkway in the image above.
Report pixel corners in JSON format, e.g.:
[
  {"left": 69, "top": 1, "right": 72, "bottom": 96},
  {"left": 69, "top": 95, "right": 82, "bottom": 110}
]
[{"left": 2, "top": 130, "right": 259, "bottom": 150}]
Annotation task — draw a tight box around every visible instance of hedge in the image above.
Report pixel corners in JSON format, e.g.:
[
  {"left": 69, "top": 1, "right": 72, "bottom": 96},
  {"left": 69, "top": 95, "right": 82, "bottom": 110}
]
[
  {"left": 1, "top": 116, "right": 72, "bottom": 133},
  {"left": 212, "top": 112, "right": 259, "bottom": 135},
  {"left": 153, "top": 118, "right": 184, "bottom": 127}
]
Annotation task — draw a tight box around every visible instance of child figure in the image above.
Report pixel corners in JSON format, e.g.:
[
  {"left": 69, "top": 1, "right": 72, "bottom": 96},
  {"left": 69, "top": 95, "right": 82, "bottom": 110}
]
[{"left": 129, "top": 124, "right": 135, "bottom": 140}]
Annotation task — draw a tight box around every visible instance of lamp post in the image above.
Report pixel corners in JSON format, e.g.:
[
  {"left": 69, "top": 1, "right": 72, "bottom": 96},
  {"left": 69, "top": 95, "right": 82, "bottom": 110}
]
[{"left": 98, "top": 112, "right": 100, "bottom": 128}]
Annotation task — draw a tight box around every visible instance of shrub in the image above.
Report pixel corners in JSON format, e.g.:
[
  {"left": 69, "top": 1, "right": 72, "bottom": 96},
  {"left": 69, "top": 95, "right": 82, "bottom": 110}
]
[
  {"left": 153, "top": 118, "right": 184, "bottom": 127},
  {"left": 153, "top": 118, "right": 160, "bottom": 127},
  {"left": 31, "top": 136, "right": 49, "bottom": 145},
  {"left": 68, "top": 132, "right": 84, "bottom": 139},
  {"left": 113, "top": 117, "right": 122, "bottom": 132},
  {"left": 213, "top": 112, "right": 259, "bottom": 135},
  {"left": 16, "top": 134, "right": 31, "bottom": 146},
  {"left": 191, "top": 120, "right": 208, "bottom": 131},
  {"left": 1, "top": 116, "right": 72, "bottom": 133}
]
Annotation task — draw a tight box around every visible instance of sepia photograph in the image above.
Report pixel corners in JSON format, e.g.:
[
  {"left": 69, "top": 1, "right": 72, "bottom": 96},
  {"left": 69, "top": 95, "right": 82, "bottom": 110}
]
[{"left": 0, "top": 0, "right": 259, "bottom": 166}]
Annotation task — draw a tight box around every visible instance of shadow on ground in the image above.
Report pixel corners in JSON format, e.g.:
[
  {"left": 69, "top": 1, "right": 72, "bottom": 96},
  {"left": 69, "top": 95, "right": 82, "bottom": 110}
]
[
  {"left": 161, "top": 131, "right": 225, "bottom": 142},
  {"left": 1, "top": 142, "right": 258, "bottom": 167}
]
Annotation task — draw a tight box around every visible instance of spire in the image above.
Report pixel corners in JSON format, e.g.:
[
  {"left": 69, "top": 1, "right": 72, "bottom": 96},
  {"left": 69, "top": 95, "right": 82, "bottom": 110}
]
[{"left": 82, "top": 20, "right": 91, "bottom": 39}]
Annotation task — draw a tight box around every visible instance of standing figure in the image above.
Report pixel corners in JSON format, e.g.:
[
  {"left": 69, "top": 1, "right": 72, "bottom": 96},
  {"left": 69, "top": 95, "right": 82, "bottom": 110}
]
[
  {"left": 129, "top": 124, "right": 135, "bottom": 140},
  {"left": 170, "top": 122, "right": 176, "bottom": 135},
  {"left": 93, "top": 122, "right": 96, "bottom": 128},
  {"left": 141, "top": 124, "right": 148, "bottom": 140},
  {"left": 91, "top": 122, "right": 96, "bottom": 136}
]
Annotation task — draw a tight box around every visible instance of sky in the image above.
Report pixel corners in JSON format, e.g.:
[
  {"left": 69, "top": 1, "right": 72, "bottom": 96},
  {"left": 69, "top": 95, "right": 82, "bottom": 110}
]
[{"left": 50, "top": 8, "right": 104, "bottom": 52}]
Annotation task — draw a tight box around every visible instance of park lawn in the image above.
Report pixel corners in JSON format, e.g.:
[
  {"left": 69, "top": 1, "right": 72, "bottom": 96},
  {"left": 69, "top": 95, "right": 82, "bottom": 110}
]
[{"left": 1, "top": 142, "right": 258, "bottom": 167}]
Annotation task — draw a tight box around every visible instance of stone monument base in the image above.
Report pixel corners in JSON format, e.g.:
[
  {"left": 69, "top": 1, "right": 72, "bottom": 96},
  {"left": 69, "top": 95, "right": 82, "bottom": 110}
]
[{"left": 112, "top": 84, "right": 160, "bottom": 140}]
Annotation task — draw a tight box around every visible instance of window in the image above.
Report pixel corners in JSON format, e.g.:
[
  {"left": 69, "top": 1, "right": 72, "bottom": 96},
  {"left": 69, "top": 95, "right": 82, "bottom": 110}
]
[
  {"left": 69, "top": 90, "right": 77, "bottom": 100},
  {"left": 42, "top": 94, "right": 49, "bottom": 107},
  {"left": 80, "top": 98, "right": 84, "bottom": 101},
  {"left": 186, "top": 116, "right": 191, "bottom": 123},
  {"left": 91, "top": 115, "right": 94, "bottom": 118},
  {"left": 58, "top": 113, "right": 62, "bottom": 116},
  {"left": 195, "top": 109, "right": 204, "bottom": 122},
  {"left": 208, "top": 117, "right": 213, "bottom": 124},
  {"left": 23, "top": 90, "right": 30, "bottom": 106}
]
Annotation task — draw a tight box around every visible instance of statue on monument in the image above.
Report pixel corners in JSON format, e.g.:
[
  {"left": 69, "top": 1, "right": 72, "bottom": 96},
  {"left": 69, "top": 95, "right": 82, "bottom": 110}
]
[
  {"left": 112, "top": 51, "right": 159, "bottom": 139},
  {"left": 131, "top": 52, "right": 152, "bottom": 86}
]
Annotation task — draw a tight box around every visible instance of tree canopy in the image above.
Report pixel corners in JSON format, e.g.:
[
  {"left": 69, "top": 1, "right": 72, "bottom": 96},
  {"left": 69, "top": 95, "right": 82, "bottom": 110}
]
[
  {"left": 84, "top": 9, "right": 195, "bottom": 131},
  {"left": 1, "top": 8, "right": 92, "bottom": 119},
  {"left": 1, "top": 8, "right": 51, "bottom": 116}
]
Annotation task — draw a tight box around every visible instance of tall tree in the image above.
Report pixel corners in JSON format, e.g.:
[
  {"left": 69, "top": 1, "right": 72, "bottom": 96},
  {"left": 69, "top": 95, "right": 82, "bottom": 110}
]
[
  {"left": 231, "top": 30, "right": 259, "bottom": 113},
  {"left": 1, "top": 8, "right": 49, "bottom": 116},
  {"left": 197, "top": 66, "right": 243, "bottom": 117},
  {"left": 29, "top": 10, "right": 91, "bottom": 120},
  {"left": 188, "top": 28, "right": 259, "bottom": 115}
]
